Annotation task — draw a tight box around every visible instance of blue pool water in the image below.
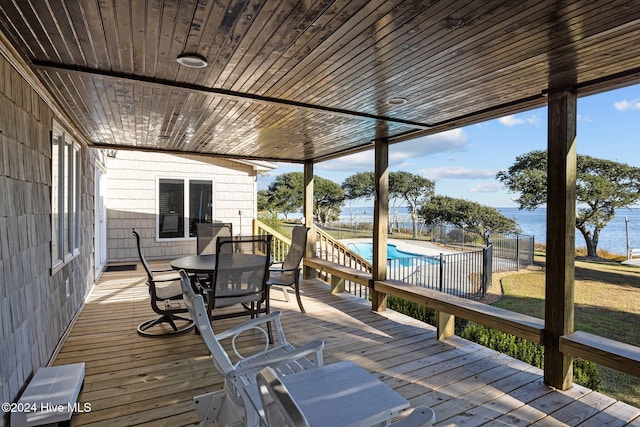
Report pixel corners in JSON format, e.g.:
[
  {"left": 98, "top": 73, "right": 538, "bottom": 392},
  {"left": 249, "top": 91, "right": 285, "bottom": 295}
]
[{"left": 348, "top": 243, "right": 425, "bottom": 262}]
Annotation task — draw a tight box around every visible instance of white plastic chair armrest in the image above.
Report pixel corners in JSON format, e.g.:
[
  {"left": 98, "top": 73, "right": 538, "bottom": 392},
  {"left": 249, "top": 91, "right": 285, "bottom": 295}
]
[
  {"left": 390, "top": 406, "right": 435, "bottom": 427},
  {"left": 232, "top": 339, "right": 325, "bottom": 377},
  {"left": 216, "top": 311, "right": 284, "bottom": 341}
]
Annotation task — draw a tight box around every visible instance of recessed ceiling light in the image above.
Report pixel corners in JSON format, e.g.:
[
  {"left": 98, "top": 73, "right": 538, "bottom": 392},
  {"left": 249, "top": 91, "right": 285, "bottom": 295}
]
[
  {"left": 176, "top": 54, "right": 208, "bottom": 68},
  {"left": 387, "top": 97, "right": 407, "bottom": 106}
]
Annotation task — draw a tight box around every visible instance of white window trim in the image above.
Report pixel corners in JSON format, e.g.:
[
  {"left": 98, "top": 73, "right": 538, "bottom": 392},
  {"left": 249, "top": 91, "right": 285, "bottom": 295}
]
[
  {"left": 155, "top": 177, "right": 214, "bottom": 242},
  {"left": 51, "top": 120, "right": 82, "bottom": 274}
]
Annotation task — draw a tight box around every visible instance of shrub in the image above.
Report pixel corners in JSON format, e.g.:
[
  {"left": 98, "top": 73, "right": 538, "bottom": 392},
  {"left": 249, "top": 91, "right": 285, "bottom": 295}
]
[
  {"left": 258, "top": 216, "right": 286, "bottom": 234},
  {"left": 386, "top": 296, "right": 468, "bottom": 336},
  {"left": 387, "top": 296, "right": 435, "bottom": 324},
  {"left": 573, "top": 358, "right": 601, "bottom": 390}
]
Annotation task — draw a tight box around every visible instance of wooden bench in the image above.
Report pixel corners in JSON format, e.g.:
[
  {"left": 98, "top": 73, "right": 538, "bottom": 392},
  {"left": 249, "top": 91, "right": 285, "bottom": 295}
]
[
  {"left": 560, "top": 331, "right": 640, "bottom": 377},
  {"left": 304, "top": 257, "right": 372, "bottom": 293},
  {"left": 12, "top": 363, "right": 85, "bottom": 427},
  {"left": 374, "top": 280, "right": 545, "bottom": 344}
]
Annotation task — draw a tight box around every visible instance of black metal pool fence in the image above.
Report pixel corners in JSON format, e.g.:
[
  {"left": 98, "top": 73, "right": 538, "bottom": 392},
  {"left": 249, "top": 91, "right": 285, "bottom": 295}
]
[{"left": 320, "top": 222, "right": 534, "bottom": 299}]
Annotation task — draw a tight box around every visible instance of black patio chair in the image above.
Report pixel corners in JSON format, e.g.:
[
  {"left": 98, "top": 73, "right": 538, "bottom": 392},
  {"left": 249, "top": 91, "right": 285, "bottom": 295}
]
[
  {"left": 267, "top": 226, "right": 309, "bottom": 313},
  {"left": 200, "top": 234, "right": 273, "bottom": 340},
  {"left": 132, "top": 228, "right": 194, "bottom": 337},
  {"left": 196, "top": 222, "right": 233, "bottom": 255}
]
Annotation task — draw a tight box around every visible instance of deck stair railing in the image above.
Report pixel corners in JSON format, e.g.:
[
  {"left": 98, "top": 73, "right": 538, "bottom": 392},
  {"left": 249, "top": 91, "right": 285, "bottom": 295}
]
[
  {"left": 313, "top": 226, "right": 371, "bottom": 272},
  {"left": 313, "top": 225, "right": 372, "bottom": 298},
  {"left": 253, "top": 220, "right": 373, "bottom": 297},
  {"left": 254, "top": 220, "right": 291, "bottom": 263}
]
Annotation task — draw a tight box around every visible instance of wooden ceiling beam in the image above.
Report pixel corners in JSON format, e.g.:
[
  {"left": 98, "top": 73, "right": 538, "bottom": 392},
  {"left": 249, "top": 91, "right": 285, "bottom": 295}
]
[{"left": 31, "top": 60, "right": 433, "bottom": 130}]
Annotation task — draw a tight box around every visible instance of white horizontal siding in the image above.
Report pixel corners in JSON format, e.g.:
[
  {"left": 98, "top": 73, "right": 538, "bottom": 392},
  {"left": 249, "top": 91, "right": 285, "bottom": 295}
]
[{"left": 105, "top": 151, "right": 259, "bottom": 262}]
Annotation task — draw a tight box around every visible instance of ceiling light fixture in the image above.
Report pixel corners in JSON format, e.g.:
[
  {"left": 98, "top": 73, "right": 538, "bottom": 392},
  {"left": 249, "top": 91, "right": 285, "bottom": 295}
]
[
  {"left": 176, "top": 53, "right": 208, "bottom": 68},
  {"left": 386, "top": 97, "right": 407, "bottom": 106}
]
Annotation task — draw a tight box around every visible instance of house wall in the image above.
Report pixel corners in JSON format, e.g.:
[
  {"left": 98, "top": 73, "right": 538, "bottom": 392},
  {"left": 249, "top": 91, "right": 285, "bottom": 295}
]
[
  {"left": 0, "top": 53, "right": 96, "bottom": 414},
  {"left": 105, "top": 150, "right": 258, "bottom": 262}
]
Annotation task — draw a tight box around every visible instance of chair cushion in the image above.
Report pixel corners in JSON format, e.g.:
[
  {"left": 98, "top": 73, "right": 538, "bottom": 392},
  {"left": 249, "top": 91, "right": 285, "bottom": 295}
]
[
  {"left": 154, "top": 279, "right": 184, "bottom": 300},
  {"left": 267, "top": 270, "right": 296, "bottom": 286}
]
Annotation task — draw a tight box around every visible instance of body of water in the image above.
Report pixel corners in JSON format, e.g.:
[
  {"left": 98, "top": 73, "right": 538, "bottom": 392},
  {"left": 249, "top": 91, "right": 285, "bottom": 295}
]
[
  {"left": 339, "top": 206, "right": 640, "bottom": 256},
  {"left": 498, "top": 207, "right": 640, "bottom": 256}
]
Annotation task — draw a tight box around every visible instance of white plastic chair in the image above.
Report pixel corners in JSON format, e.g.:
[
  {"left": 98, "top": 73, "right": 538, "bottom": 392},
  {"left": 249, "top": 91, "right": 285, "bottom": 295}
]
[
  {"left": 257, "top": 366, "right": 436, "bottom": 427},
  {"left": 178, "top": 270, "right": 324, "bottom": 427}
]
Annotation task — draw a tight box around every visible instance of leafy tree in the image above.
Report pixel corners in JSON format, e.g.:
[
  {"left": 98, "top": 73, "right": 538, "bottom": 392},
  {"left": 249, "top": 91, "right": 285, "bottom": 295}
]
[
  {"left": 496, "top": 150, "right": 640, "bottom": 257},
  {"left": 257, "top": 190, "right": 276, "bottom": 218},
  {"left": 388, "top": 172, "right": 409, "bottom": 233},
  {"left": 262, "top": 172, "right": 344, "bottom": 224},
  {"left": 341, "top": 172, "right": 374, "bottom": 226},
  {"left": 419, "top": 196, "right": 519, "bottom": 244},
  {"left": 342, "top": 171, "right": 435, "bottom": 236},
  {"left": 314, "top": 176, "right": 345, "bottom": 225},
  {"left": 392, "top": 171, "right": 435, "bottom": 238},
  {"left": 264, "top": 172, "right": 304, "bottom": 220},
  {"left": 342, "top": 172, "right": 374, "bottom": 200}
]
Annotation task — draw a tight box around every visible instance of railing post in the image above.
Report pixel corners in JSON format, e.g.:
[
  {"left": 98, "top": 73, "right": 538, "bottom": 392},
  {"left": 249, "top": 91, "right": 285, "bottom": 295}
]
[
  {"left": 437, "top": 311, "right": 455, "bottom": 340},
  {"left": 516, "top": 235, "right": 520, "bottom": 271},
  {"left": 303, "top": 161, "right": 315, "bottom": 279},
  {"left": 331, "top": 275, "right": 345, "bottom": 294},
  {"left": 439, "top": 253, "right": 444, "bottom": 292},
  {"left": 482, "top": 244, "right": 492, "bottom": 296},
  {"left": 531, "top": 235, "right": 535, "bottom": 266}
]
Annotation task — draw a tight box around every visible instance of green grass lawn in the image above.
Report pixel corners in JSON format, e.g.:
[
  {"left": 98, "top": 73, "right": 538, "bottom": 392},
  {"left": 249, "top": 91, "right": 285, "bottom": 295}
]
[{"left": 493, "top": 259, "right": 640, "bottom": 406}]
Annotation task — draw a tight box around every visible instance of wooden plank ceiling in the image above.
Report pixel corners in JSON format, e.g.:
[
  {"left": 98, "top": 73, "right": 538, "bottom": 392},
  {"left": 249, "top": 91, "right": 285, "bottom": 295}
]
[{"left": 0, "top": 0, "right": 639, "bottom": 163}]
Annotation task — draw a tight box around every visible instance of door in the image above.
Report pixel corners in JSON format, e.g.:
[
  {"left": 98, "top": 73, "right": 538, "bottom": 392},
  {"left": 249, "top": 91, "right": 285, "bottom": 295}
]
[{"left": 94, "top": 163, "right": 107, "bottom": 279}]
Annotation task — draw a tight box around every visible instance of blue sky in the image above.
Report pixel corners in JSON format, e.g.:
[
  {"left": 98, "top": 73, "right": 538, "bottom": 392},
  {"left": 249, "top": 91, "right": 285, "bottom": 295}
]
[{"left": 258, "top": 84, "right": 640, "bottom": 208}]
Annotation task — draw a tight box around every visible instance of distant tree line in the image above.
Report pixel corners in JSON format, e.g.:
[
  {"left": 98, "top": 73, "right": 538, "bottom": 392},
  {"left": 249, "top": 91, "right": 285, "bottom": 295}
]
[
  {"left": 258, "top": 170, "right": 518, "bottom": 240},
  {"left": 258, "top": 150, "right": 640, "bottom": 256}
]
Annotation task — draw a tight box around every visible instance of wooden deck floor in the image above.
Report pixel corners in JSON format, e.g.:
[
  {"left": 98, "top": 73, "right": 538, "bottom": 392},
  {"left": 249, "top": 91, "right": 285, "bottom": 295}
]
[{"left": 54, "top": 261, "right": 640, "bottom": 426}]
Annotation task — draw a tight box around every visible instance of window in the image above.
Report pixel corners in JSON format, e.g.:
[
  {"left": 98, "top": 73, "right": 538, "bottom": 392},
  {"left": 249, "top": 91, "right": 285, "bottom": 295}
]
[
  {"left": 158, "top": 178, "right": 213, "bottom": 239},
  {"left": 52, "top": 122, "right": 81, "bottom": 271}
]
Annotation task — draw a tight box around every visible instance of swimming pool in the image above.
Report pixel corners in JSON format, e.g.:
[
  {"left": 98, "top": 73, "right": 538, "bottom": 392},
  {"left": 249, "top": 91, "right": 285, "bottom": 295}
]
[
  {"left": 347, "top": 242, "right": 440, "bottom": 268},
  {"left": 348, "top": 243, "right": 421, "bottom": 261}
]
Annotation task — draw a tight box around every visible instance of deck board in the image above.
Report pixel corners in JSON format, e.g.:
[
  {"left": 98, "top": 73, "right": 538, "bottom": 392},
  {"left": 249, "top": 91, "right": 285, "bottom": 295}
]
[{"left": 53, "top": 261, "right": 640, "bottom": 426}]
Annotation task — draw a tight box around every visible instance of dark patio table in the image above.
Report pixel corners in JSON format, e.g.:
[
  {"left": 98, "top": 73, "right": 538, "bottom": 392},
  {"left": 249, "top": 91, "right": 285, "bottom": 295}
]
[
  {"left": 170, "top": 253, "right": 268, "bottom": 274},
  {"left": 170, "top": 253, "right": 269, "bottom": 319}
]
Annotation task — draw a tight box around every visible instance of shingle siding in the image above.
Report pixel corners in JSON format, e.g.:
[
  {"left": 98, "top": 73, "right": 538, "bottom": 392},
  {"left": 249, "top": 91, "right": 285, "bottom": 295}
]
[{"left": 0, "top": 53, "right": 96, "bottom": 415}]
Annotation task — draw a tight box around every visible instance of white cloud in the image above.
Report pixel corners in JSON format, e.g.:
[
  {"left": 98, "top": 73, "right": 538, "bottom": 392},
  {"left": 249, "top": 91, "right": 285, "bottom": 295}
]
[
  {"left": 317, "top": 151, "right": 374, "bottom": 171},
  {"left": 418, "top": 166, "right": 496, "bottom": 180},
  {"left": 470, "top": 182, "right": 500, "bottom": 193},
  {"left": 498, "top": 115, "right": 525, "bottom": 126},
  {"left": 317, "top": 128, "right": 469, "bottom": 172},
  {"left": 526, "top": 114, "right": 541, "bottom": 126},
  {"left": 614, "top": 99, "right": 640, "bottom": 111},
  {"left": 577, "top": 114, "right": 592, "bottom": 123},
  {"left": 498, "top": 114, "right": 540, "bottom": 127}
]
